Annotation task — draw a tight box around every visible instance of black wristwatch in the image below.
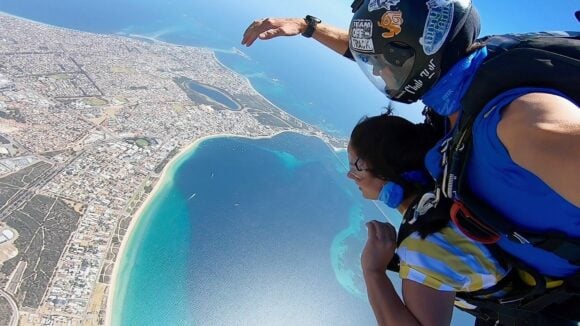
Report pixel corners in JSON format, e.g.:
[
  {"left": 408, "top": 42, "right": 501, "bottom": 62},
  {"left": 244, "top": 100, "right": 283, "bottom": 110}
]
[{"left": 302, "top": 15, "right": 321, "bottom": 38}]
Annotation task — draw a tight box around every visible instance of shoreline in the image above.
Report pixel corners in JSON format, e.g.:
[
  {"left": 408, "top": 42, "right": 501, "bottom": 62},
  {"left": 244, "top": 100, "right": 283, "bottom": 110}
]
[
  {"left": 0, "top": 11, "right": 346, "bottom": 142},
  {"left": 104, "top": 130, "right": 307, "bottom": 326},
  {"left": 0, "top": 11, "right": 346, "bottom": 323},
  {"left": 209, "top": 51, "right": 322, "bottom": 134}
]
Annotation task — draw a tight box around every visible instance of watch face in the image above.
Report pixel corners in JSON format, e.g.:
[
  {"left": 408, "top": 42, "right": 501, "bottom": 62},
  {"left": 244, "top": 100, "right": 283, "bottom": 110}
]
[
  {"left": 306, "top": 15, "right": 321, "bottom": 24},
  {"left": 303, "top": 15, "right": 321, "bottom": 38}
]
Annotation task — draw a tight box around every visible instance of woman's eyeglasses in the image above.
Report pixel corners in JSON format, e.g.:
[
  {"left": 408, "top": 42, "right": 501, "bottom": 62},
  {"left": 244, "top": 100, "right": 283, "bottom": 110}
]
[{"left": 348, "top": 157, "right": 371, "bottom": 177}]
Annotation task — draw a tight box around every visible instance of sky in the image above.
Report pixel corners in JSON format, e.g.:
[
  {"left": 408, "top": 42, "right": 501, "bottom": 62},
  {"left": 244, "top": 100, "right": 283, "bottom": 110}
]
[
  {"left": 1, "top": 0, "right": 576, "bottom": 127},
  {"left": 217, "top": 0, "right": 579, "bottom": 31},
  {"left": 0, "top": 1, "right": 576, "bottom": 325},
  {"left": 225, "top": 0, "right": 579, "bottom": 123}
]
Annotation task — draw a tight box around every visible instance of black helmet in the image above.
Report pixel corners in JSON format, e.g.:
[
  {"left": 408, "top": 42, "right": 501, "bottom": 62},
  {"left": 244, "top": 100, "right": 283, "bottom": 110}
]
[{"left": 349, "top": 0, "right": 480, "bottom": 103}]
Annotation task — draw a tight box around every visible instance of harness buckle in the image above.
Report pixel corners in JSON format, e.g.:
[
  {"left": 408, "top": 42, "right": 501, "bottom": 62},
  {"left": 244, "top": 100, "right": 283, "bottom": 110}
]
[{"left": 409, "top": 192, "right": 438, "bottom": 224}]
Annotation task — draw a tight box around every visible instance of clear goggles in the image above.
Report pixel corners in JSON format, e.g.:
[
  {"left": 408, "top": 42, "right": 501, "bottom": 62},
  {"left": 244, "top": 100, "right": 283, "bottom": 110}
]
[{"left": 351, "top": 44, "right": 415, "bottom": 98}]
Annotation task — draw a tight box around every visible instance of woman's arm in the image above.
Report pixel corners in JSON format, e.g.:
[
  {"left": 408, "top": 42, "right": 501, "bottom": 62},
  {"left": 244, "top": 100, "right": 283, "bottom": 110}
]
[
  {"left": 498, "top": 92, "right": 580, "bottom": 206},
  {"left": 403, "top": 280, "right": 455, "bottom": 326},
  {"left": 363, "top": 221, "right": 456, "bottom": 326},
  {"left": 364, "top": 270, "right": 418, "bottom": 326}
]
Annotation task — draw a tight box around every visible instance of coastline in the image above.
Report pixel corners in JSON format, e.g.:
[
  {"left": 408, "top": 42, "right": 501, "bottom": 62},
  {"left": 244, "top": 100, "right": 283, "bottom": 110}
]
[
  {"left": 0, "top": 11, "right": 347, "bottom": 147},
  {"left": 208, "top": 50, "right": 335, "bottom": 137},
  {"left": 104, "top": 130, "right": 301, "bottom": 326},
  {"left": 0, "top": 11, "right": 346, "bottom": 323}
]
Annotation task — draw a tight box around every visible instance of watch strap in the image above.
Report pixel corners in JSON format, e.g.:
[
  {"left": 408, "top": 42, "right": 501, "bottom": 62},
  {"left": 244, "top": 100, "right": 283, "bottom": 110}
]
[{"left": 301, "top": 15, "right": 321, "bottom": 38}]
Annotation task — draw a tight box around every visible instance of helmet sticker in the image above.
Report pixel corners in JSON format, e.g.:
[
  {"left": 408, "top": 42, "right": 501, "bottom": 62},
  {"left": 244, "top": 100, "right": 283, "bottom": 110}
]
[
  {"left": 420, "top": 0, "right": 454, "bottom": 55},
  {"left": 368, "top": 0, "right": 401, "bottom": 12},
  {"left": 401, "top": 58, "right": 436, "bottom": 96},
  {"left": 378, "top": 10, "right": 403, "bottom": 38},
  {"left": 350, "top": 19, "right": 375, "bottom": 52}
]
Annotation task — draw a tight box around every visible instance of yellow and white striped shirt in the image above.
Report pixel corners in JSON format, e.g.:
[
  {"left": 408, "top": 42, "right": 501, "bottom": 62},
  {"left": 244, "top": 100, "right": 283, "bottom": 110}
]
[{"left": 397, "top": 221, "right": 510, "bottom": 292}]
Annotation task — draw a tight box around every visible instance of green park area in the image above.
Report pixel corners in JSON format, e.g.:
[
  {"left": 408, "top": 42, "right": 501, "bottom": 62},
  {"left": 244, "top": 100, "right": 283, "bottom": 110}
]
[
  {"left": 82, "top": 97, "right": 108, "bottom": 106},
  {"left": 134, "top": 138, "right": 150, "bottom": 148}
]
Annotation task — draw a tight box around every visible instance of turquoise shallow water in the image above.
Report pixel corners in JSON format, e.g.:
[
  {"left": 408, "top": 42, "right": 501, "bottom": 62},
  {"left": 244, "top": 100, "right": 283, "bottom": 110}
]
[{"left": 113, "top": 133, "right": 391, "bottom": 325}]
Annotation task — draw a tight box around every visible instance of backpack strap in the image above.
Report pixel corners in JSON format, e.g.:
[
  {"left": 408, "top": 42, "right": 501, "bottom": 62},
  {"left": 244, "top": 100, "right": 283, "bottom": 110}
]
[{"left": 460, "top": 32, "right": 580, "bottom": 126}]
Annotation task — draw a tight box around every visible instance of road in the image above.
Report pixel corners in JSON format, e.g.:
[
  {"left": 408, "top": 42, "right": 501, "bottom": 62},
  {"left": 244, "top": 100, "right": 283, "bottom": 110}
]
[{"left": 0, "top": 288, "right": 18, "bottom": 326}]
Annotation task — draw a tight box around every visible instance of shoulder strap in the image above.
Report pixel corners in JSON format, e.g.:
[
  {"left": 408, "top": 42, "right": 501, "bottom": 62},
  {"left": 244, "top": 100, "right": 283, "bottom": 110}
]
[{"left": 460, "top": 32, "right": 580, "bottom": 128}]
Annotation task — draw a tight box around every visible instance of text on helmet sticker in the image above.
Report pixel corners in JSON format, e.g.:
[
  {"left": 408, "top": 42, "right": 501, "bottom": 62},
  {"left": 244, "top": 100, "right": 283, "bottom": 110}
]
[
  {"left": 378, "top": 10, "right": 403, "bottom": 38},
  {"left": 350, "top": 19, "right": 375, "bottom": 52},
  {"left": 404, "top": 79, "right": 424, "bottom": 96},
  {"left": 420, "top": 0, "right": 454, "bottom": 55},
  {"left": 368, "top": 0, "right": 401, "bottom": 12},
  {"left": 403, "top": 58, "right": 437, "bottom": 95},
  {"left": 418, "top": 58, "right": 437, "bottom": 79}
]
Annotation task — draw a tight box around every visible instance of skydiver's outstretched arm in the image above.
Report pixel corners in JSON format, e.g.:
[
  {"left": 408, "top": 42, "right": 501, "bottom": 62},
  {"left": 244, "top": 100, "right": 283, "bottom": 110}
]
[
  {"left": 498, "top": 93, "right": 580, "bottom": 207},
  {"left": 241, "top": 17, "right": 350, "bottom": 57}
]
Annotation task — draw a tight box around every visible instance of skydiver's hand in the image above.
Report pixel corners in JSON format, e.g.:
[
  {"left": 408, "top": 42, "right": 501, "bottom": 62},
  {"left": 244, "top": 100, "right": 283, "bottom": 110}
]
[
  {"left": 361, "top": 220, "right": 397, "bottom": 275},
  {"left": 241, "top": 18, "right": 307, "bottom": 47}
]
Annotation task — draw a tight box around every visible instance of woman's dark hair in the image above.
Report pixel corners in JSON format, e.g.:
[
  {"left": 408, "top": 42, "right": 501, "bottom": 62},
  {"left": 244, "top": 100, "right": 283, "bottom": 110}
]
[{"left": 350, "top": 110, "right": 440, "bottom": 198}]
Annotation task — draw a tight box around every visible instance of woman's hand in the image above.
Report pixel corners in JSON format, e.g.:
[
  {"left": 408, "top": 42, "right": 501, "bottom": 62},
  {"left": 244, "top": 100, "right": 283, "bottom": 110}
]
[{"left": 362, "top": 220, "right": 397, "bottom": 275}]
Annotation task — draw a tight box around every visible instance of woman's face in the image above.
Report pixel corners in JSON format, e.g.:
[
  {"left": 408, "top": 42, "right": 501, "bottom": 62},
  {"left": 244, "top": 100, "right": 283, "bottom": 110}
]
[{"left": 347, "top": 143, "right": 387, "bottom": 200}]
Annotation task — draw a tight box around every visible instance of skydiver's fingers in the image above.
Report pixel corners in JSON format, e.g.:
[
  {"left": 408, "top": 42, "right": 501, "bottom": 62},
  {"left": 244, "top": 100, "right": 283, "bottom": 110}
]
[
  {"left": 241, "top": 18, "right": 304, "bottom": 47},
  {"left": 241, "top": 19, "right": 264, "bottom": 47},
  {"left": 384, "top": 223, "right": 397, "bottom": 244},
  {"left": 258, "top": 28, "right": 284, "bottom": 40},
  {"left": 241, "top": 19, "right": 268, "bottom": 46},
  {"left": 242, "top": 35, "right": 256, "bottom": 47}
]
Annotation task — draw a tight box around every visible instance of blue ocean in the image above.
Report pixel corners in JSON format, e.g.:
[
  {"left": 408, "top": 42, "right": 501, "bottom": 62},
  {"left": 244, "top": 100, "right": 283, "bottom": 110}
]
[
  {"left": 0, "top": 0, "right": 473, "bottom": 324},
  {"left": 113, "top": 133, "right": 391, "bottom": 325}
]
